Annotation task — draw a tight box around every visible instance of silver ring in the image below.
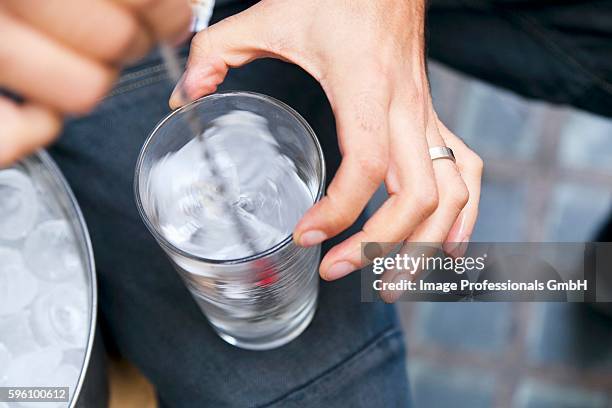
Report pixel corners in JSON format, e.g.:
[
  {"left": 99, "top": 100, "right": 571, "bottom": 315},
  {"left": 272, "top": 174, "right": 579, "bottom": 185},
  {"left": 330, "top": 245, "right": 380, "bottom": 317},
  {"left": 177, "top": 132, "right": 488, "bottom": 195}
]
[{"left": 429, "top": 146, "right": 455, "bottom": 162}]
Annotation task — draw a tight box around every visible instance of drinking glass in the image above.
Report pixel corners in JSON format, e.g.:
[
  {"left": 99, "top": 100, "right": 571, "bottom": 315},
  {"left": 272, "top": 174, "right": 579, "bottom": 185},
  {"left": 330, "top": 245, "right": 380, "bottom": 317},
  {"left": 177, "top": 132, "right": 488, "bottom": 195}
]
[{"left": 135, "top": 92, "right": 325, "bottom": 350}]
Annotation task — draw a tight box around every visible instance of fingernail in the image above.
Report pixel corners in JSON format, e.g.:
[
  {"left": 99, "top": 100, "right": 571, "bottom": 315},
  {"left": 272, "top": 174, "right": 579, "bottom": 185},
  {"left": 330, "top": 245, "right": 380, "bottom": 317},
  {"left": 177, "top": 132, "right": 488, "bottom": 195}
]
[
  {"left": 445, "top": 235, "right": 470, "bottom": 258},
  {"left": 169, "top": 73, "right": 187, "bottom": 108},
  {"left": 456, "top": 235, "right": 471, "bottom": 257},
  {"left": 298, "top": 230, "right": 327, "bottom": 247},
  {"left": 325, "top": 261, "right": 355, "bottom": 280},
  {"left": 443, "top": 241, "right": 460, "bottom": 257}
]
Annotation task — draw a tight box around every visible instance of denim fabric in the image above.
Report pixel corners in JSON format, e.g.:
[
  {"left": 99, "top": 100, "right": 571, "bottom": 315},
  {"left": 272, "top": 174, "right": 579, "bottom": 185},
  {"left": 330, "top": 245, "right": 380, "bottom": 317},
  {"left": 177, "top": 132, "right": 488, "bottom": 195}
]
[{"left": 49, "top": 3, "right": 410, "bottom": 407}]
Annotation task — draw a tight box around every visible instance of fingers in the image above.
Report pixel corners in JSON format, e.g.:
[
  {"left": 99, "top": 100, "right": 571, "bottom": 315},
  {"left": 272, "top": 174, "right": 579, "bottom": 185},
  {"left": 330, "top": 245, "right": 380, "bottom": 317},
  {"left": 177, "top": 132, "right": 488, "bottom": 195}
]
[
  {"left": 380, "top": 130, "right": 475, "bottom": 302},
  {"left": 378, "top": 243, "right": 438, "bottom": 303},
  {"left": 115, "top": 0, "right": 192, "bottom": 45},
  {"left": 0, "top": 0, "right": 190, "bottom": 166},
  {"left": 317, "top": 91, "right": 472, "bottom": 283},
  {"left": 3, "top": 0, "right": 152, "bottom": 63},
  {"left": 405, "top": 137, "right": 469, "bottom": 244},
  {"left": 0, "top": 97, "right": 61, "bottom": 167},
  {"left": 0, "top": 12, "right": 116, "bottom": 114},
  {"left": 403, "top": 109, "right": 468, "bottom": 244},
  {"left": 294, "top": 87, "right": 390, "bottom": 250},
  {"left": 167, "top": 0, "right": 314, "bottom": 109},
  {"left": 375, "top": 113, "right": 468, "bottom": 301},
  {"left": 315, "top": 95, "right": 441, "bottom": 280},
  {"left": 169, "top": 8, "right": 269, "bottom": 109},
  {"left": 439, "top": 122, "right": 483, "bottom": 257}
]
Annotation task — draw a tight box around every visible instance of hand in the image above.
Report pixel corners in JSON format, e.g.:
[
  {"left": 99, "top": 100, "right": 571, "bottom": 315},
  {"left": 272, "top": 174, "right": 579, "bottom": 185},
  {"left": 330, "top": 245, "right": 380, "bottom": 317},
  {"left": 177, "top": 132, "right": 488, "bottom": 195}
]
[
  {"left": 170, "top": 0, "right": 483, "bottom": 284},
  {"left": 0, "top": 0, "right": 192, "bottom": 166}
]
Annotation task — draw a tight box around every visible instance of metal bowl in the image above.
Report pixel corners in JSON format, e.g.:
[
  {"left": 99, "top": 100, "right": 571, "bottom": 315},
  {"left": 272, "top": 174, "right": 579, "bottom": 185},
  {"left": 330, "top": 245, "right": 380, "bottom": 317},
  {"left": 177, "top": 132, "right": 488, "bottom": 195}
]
[{"left": 0, "top": 151, "right": 97, "bottom": 407}]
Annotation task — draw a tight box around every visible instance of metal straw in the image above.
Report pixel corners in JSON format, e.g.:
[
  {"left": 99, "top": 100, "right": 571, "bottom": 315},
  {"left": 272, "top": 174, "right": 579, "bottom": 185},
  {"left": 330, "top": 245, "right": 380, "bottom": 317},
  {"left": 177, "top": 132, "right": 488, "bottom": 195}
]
[{"left": 159, "top": 44, "right": 260, "bottom": 257}]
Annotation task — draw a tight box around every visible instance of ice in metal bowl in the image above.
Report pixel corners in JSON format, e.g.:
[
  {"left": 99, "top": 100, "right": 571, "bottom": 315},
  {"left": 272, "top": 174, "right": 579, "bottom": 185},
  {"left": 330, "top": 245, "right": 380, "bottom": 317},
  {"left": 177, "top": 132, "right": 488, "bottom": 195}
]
[{"left": 0, "top": 152, "right": 96, "bottom": 408}]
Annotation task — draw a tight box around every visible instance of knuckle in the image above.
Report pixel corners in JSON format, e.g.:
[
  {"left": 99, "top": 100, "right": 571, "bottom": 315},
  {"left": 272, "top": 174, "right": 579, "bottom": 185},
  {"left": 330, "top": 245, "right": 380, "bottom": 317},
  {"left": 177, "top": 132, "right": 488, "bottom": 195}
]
[
  {"left": 414, "top": 185, "right": 439, "bottom": 218},
  {"left": 473, "top": 153, "right": 484, "bottom": 174},
  {"left": 462, "top": 148, "right": 484, "bottom": 174},
  {"left": 446, "top": 182, "right": 469, "bottom": 211},
  {"left": 358, "top": 154, "right": 387, "bottom": 183}
]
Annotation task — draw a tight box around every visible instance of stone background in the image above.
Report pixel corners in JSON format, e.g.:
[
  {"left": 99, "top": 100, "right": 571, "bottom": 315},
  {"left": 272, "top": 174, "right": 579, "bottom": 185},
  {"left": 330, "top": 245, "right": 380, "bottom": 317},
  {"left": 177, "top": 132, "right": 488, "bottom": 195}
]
[{"left": 393, "top": 63, "right": 612, "bottom": 408}]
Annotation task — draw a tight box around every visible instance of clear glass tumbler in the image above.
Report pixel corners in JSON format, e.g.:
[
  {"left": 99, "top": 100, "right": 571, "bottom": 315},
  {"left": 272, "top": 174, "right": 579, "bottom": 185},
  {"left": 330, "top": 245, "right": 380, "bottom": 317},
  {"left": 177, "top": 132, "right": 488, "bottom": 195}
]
[{"left": 134, "top": 92, "right": 325, "bottom": 350}]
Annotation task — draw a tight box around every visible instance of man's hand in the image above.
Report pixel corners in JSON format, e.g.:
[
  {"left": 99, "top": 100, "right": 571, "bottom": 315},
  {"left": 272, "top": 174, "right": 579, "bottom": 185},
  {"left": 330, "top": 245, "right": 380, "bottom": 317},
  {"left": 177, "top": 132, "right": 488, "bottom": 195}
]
[
  {"left": 169, "top": 0, "right": 483, "bottom": 283},
  {"left": 0, "top": 0, "right": 192, "bottom": 166}
]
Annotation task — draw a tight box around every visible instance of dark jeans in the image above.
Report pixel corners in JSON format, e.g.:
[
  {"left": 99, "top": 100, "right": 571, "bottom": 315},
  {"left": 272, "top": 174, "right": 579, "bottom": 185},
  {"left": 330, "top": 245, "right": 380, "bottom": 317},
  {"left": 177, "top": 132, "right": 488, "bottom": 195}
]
[{"left": 51, "top": 2, "right": 409, "bottom": 407}]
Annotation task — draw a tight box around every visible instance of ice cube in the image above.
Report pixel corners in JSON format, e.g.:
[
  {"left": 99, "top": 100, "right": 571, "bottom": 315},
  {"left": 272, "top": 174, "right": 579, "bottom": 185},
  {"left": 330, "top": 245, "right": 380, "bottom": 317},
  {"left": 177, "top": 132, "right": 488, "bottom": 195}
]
[
  {"left": 0, "top": 342, "right": 11, "bottom": 384},
  {"left": 150, "top": 135, "right": 241, "bottom": 245},
  {"left": 16, "top": 364, "right": 78, "bottom": 408},
  {"left": 0, "top": 312, "right": 40, "bottom": 357},
  {"left": 61, "top": 348, "right": 87, "bottom": 368},
  {"left": 147, "top": 109, "right": 313, "bottom": 261},
  {"left": 0, "top": 248, "right": 39, "bottom": 316},
  {"left": 23, "top": 220, "right": 81, "bottom": 282},
  {"left": 0, "top": 169, "right": 38, "bottom": 241},
  {"left": 2, "top": 348, "right": 68, "bottom": 408},
  {"left": 54, "top": 364, "right": 79, "bottom": 388},
  {"left": 2, "top": 347, "right": 62, "bottom": 386},
  {"left": 30, "top": 285, "right": 88, "bottom": 349}
]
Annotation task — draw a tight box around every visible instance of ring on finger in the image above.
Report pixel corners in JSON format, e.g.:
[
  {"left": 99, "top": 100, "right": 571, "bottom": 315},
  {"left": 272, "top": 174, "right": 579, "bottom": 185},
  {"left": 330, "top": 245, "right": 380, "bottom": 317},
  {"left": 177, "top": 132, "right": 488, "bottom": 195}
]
[{"left": 429, "top": 146, "right": 455, "bottom": 163}]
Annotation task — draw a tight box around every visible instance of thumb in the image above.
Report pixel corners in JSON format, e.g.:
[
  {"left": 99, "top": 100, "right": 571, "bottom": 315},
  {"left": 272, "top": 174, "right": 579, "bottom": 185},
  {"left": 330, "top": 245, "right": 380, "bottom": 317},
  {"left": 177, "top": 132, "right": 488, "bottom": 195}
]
[{"left": 169, "top": 8, "right": 271, "bottom": 109}]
